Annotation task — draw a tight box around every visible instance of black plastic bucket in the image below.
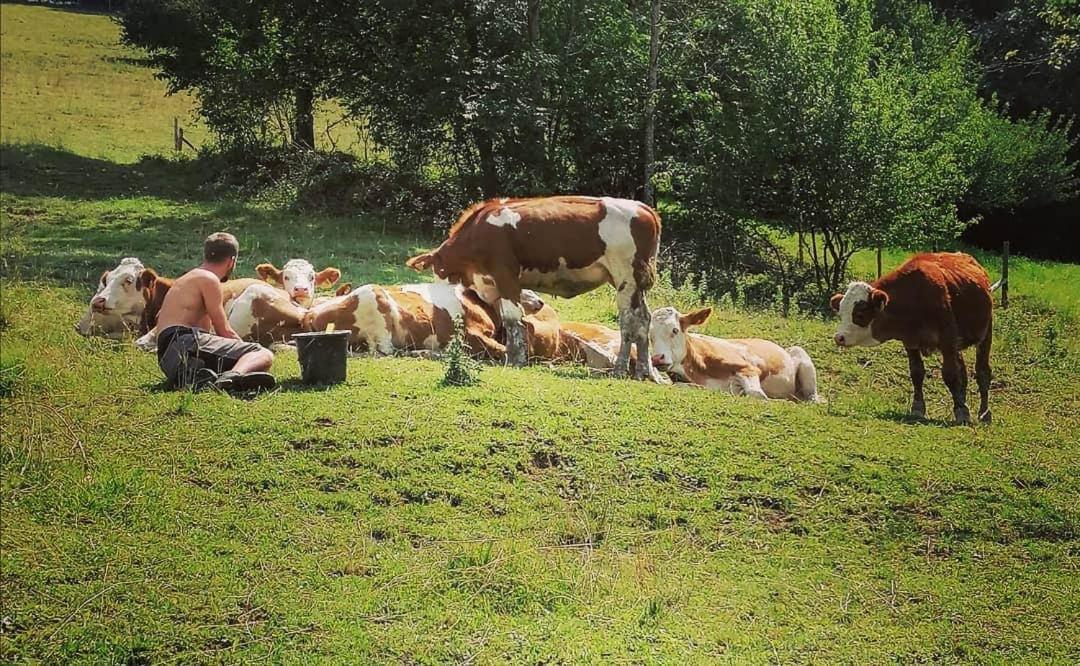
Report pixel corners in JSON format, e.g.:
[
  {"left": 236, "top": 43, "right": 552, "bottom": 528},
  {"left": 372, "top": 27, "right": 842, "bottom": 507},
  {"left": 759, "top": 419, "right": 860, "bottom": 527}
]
[{"left": 294, "top": 331, "right": 350, "bottom": 385}]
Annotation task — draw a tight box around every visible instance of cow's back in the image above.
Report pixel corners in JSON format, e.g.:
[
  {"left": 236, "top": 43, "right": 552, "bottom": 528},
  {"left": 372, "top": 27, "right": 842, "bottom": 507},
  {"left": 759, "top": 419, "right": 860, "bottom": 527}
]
[{"left": 881, "top": 253, "right": 992, "bottom": 349}]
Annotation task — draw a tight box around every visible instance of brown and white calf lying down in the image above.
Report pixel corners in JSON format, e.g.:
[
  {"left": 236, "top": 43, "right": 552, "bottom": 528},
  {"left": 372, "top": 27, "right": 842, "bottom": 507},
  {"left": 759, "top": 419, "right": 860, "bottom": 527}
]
[
  {"left": 407, "top": 196, "right": 662, "bottom": 380},
  {"left": 649, "top": 307, "right": 821, "bottom": 401},
  {"left": 831, "top": 251, "right": 993, "bottom": 424},
  {"left": 75, "top": 257, "right": 341, "bottom": 348},
  {"left": 228, "top": 280, "right": 631, "bottom": 370}
]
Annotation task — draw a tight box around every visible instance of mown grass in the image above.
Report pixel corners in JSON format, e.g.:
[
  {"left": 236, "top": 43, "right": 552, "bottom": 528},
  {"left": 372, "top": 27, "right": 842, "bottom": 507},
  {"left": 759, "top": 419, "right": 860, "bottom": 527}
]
[{"left": 2, "top": 4, "right": 1080, "bottom": 663}]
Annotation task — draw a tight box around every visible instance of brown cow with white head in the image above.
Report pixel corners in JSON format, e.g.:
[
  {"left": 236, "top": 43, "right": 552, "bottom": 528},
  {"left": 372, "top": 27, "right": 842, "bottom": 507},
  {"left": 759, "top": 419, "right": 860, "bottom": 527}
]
[
  {"left": 831, "top": 251, "right": 993, "bottom": 425},
  {"left": 406, "top": 196, "right": 662, "bottom": 381}
]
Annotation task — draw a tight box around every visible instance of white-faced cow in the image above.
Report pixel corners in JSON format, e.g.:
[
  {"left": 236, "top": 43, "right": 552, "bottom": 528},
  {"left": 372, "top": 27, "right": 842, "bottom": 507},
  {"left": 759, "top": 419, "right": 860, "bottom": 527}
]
[
  {"left": 406, "top": 196, "right": 662, "bottom": 381},
  {"left": 649, "top": 307, "right": 821, "bottom": 402},
  {"left": 75, "top": 258, "right": 149, "bottom": 339},
  {"left": 831, "top": 252, "right": 993, "bottom": 425},
  {"left": 256, "top": 259, "right": 341, "bottom": 307}
]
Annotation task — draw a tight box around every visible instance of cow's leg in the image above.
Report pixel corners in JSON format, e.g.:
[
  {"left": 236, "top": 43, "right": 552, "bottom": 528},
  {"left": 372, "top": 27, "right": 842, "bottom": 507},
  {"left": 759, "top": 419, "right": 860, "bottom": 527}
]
[
  {"left": 499, "top": 299, "right": 527, "bottom": 367},
  {"left": 941, "top": 346, "right": 971, "bottom": 425},
  {"left": 738, "top": 372, "right": 769, "bottom": 400},
  {"left": 613, "top": 281, "right": 636, "bottom": 378},
  {"left": 975, "top": 329, "right": 992, "bottom": 424},
  {"left": 906, "top": 347, "right": 927, "bottom": 419},
  {"left": 630, "top": 289, "right": 665, "bottom": 383},
  {"left": 466, "top": 330, "right": 507, "bottom": 363}
]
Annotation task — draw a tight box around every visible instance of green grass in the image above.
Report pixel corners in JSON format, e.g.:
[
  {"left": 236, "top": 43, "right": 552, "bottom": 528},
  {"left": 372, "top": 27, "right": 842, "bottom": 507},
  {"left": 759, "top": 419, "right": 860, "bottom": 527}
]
[{"left": 3, "top": 4, "right": 1080, "bottom": 663}]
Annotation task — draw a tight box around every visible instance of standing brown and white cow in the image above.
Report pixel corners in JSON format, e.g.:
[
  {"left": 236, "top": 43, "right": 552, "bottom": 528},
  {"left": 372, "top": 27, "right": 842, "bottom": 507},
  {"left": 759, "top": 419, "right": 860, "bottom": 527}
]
[
  {"left": 831, "top": 252, "right": 993, "bottom": 425},
  {"left": 406, "top": 196, "right": 662, "bottom": 380}
]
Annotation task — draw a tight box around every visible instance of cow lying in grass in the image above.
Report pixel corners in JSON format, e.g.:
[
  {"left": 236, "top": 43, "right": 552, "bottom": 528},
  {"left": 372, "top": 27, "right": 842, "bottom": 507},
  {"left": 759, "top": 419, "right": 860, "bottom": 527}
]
[
  {"left": 649, "top": 306, "right": 821, "bottom": 401},
  {"left": 75, "top": 257, "right": 147, "bottom": 339},
  {"left": 229, "top": 280, "right": 628, "bottom": 370},
  {"left": 831, "top": 251, "right": 993, "bottom": 424},
  {"left": 255, "top": 259, "right": 341, "bottom": 307}
]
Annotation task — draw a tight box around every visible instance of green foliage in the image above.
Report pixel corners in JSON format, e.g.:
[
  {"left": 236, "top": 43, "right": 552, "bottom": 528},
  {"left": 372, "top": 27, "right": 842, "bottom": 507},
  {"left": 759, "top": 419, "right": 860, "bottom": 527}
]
[{"left": 441, "top": 315, "right": 481, "bottom": 387}]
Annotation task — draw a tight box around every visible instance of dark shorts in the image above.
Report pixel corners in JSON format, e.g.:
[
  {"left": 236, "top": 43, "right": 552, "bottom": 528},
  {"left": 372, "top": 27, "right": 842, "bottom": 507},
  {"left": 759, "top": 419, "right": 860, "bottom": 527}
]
[{"left": 157, "top": 326, "right": 264, "bottom": 386}]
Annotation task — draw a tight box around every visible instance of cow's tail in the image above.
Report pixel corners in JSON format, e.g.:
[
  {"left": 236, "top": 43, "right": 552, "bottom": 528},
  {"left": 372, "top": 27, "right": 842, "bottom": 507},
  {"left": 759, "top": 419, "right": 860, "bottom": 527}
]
[
  {"left": 633, "top": 204, "right": 661, "bottom": 293},
  {"left": 788, "top": 346, "right": 824, "bottom": 403}
]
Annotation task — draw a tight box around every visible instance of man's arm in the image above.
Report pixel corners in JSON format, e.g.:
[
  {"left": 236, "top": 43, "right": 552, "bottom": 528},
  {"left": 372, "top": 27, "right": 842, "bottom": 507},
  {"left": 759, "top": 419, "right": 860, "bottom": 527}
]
[{"left": 200, "top": 275, "right": 241, "bottom": 339}]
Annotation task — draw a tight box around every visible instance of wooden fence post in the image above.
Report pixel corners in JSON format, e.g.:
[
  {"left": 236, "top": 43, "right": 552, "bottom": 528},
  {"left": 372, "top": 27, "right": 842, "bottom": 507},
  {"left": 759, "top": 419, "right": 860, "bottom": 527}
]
[
  {"left": 1001, "top": 241, "right": 1009, "bottom": 309},
  {"left": 174, "top": 117, "right": 180, "bottom": 152},
  {"left": 876, "top": 247, "right": 882, "bottom": 279}
]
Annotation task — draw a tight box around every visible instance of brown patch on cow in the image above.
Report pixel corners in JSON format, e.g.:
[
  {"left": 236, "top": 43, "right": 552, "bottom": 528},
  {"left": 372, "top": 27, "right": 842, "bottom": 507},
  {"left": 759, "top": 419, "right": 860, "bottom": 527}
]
[
  {"left": 140, "top": 271, "right": 173, "bottom": 332},
  {"left": 305, "top": 293, "right": 360, "bottom": 342},
  {"left": 247, "top": 291, "right": 305, "bottom": 345},
  {"left": 384, "top": 288, "right": 446, "bottom": 348}
]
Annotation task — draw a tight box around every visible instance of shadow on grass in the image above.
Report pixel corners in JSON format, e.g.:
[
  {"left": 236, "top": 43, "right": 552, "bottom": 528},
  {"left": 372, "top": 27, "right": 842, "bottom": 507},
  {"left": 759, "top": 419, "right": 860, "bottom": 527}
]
[
  {"left": 0, "top": 143, "right": 212, "bottom": 203},
  {"left": 878, "top": 408, "right": 956, "bottom": 428}
]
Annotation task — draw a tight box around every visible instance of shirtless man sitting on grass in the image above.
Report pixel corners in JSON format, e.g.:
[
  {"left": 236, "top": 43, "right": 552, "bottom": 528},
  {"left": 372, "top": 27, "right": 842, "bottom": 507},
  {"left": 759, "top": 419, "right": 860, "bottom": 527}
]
[{"left": 155, "top": 232, "right": 276, "bottom": 393}]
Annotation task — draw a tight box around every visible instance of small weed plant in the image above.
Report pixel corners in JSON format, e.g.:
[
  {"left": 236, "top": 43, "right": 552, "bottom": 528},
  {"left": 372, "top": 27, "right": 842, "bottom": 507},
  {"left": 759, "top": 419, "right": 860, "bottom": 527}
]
[{"left": 441, "top": 315, "right": 480, "bottom": 386}]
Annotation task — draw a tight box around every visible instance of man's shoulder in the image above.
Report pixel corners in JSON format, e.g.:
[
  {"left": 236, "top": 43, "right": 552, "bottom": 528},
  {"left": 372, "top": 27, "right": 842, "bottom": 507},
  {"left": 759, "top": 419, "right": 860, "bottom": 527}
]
[{"left": 177, "top": 268, "right": 219, "bottom": 285}]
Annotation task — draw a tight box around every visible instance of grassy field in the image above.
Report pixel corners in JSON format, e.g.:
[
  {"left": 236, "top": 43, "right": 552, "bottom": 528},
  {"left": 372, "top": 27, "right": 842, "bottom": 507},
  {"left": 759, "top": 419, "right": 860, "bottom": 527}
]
[{"left": 2, "top": 5, "right": 1080, "bottom": 663}]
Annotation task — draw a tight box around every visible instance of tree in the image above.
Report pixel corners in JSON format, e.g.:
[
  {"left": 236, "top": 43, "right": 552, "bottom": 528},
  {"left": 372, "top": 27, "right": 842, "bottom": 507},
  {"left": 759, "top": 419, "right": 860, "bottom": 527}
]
[{"left": 119, "top": 0, "right": 340, "bottom": 150}]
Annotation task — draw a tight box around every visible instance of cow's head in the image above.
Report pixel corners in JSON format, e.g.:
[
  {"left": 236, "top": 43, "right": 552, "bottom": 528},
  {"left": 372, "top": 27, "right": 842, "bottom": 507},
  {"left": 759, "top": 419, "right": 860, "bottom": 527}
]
[
  {"left": 256, "top": 259, "right": 341, "bottom": 307},
  {"left": 406, "top": 251, "right": 446, "bottom": 277},
  {"left": 649, "top": 306, "right": 711, "bottom": 370},
  {"left": 76, "top": 258, "right": 147, "bottom": 337},
  {"left": 831, "top": 281, "right": 887, "bottom": 347}
]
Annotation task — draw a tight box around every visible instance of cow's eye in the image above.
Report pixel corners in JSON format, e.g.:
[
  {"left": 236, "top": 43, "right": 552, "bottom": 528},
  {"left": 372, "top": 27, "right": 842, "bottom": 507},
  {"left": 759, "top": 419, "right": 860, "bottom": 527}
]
[
  {"left": 125, "top": 277, "right": 134, "bottom": 285},
  {"left": 672, "top": 328, "right": 679, "bottom": 335}
]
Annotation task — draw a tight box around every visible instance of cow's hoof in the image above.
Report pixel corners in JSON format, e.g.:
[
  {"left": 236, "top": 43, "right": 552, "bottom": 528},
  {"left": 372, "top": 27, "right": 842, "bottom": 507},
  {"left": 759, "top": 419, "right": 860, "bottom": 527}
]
[
  {"left": 979, "top": 409, "right": 992, "bottom": 424},
  {"left": 612, "top": 366, "right": 629, "bottom": 379},
  {"left": 954, "top": 407, "right": 972, "bottom": 425},
  {"left": 909, "top": 401, "right": 927, "bottom": 420},
  {"left": 648, "top": 368, "right": 672, "bottom": 385}
]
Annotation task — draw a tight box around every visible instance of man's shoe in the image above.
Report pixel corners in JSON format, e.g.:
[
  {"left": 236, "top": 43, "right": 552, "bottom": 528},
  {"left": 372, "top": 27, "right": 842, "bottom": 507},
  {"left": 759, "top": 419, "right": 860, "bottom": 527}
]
[
  {"left": 179, "top": 365, "right": 218, "bottom": 391},
  {"left": 215, "top": 371, "right": 276, "bottom": 392}
]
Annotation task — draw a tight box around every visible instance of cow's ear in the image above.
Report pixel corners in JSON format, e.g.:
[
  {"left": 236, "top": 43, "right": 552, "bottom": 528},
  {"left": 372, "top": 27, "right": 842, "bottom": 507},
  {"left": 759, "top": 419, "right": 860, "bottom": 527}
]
[
  {"left": 830, "top": 293, "right": 843, "bottom": 312},
  {"left": 870, "top": 288, "right": 889, "bottom": 310},
  {"left": 406, "top": 252, "right": 434, "bottom": 272},
  {"left": 256, "top": 263, "right": 282, "bottom": 285},
  {"left": 99, "top": 270, "right": 109, "bottom": 287},
  {"left": 334, "top": 282, "right": 352, "bottom": 297},
  {"left": 315, "top": 267, "right": 341, "bottom": 287},
  {"left": 137, "top": 268, "right": 158, "bottom": 292},
  {"left": 680, "top": 307, "right": 712, "bottom": 329}
]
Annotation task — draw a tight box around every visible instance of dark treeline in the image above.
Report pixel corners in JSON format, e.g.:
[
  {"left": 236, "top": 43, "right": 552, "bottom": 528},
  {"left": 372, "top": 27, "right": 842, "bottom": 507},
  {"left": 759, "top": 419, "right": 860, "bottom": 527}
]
[{"left": 114, "top": 0, "right": 1078, "bottom": 306}]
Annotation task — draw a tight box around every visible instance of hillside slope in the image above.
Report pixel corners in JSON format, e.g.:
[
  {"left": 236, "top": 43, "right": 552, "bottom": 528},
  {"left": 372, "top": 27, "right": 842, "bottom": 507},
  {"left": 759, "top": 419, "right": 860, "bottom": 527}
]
[{"left": 2, "top": 5, "right": 1078, "bottom": 663}]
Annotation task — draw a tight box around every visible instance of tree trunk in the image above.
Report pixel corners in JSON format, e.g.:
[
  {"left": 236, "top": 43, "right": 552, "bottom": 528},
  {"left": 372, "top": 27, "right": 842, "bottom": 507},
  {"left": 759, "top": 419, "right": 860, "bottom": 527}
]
[
  {"left": 642, "top": 0, "right": 661, "bottom": 205},
  {"left": 527, "top": 0, "right": 548, "bottom": 189},
  {"left": 474, "top": 128, "right": 500, "bottom": 198},
  {"left": 294, "top": 86, "right": 315, "bottom": 149}
]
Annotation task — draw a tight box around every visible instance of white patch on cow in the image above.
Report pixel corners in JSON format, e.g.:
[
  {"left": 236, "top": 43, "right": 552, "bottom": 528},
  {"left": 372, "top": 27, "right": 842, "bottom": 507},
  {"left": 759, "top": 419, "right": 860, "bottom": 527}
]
[
  {"left": 485, "top": 206, "right": 521, "bottom": 228},
  {"left": 835, "top": 281, "right": 881, "bottom": 347},
  {"left": 133, "top": 329, "right": 157, "bottom": 351},
  {"left": 422, "top": 334, "right": 440, "bottom": 350},
  {"left": 348, "top": 285, "right": 395, "bottom": 355},
  {"left": 402, "top": 282, "right": 466, "bottom": 321},
  {"left": 227, "top": 283, "right": 279, "bottom": 340}
]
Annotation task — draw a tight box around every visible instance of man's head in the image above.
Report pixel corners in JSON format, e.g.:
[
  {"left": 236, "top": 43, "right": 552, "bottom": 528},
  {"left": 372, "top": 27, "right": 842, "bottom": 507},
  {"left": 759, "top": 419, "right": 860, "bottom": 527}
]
[{"left": 203, "top": 232, "right": 239, "bottom": 281}]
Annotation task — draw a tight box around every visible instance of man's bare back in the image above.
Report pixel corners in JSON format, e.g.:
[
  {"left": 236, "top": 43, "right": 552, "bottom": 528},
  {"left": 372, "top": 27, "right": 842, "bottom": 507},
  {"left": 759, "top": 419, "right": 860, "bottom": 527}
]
[{"left": 157, "top": 268, "right": 239, "bottom": 339}]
